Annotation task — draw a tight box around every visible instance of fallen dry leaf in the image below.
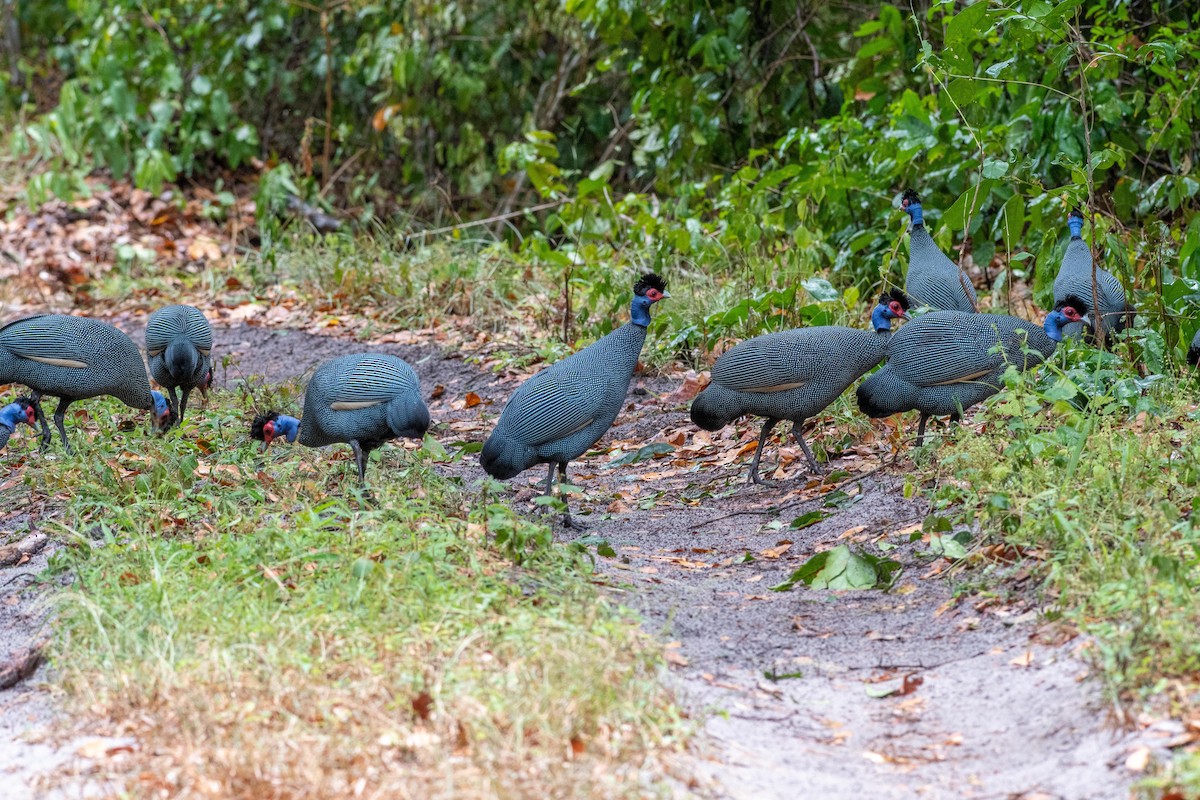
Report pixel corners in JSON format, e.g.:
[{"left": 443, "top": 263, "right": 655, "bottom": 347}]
[
  {"left": 759, "top": 541, "right": 793, "bottom": 559},
  {"left": 1009, "top": 650, "right": 1035, "bottom": 668},
  {"left": 1125, "top": 745, "right": 1151, "bottom": 772}
]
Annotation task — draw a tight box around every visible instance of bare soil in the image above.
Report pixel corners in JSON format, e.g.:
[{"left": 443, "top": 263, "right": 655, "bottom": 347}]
[{"left": 1, "top": 320, "right": 1152, "bottom": 799}]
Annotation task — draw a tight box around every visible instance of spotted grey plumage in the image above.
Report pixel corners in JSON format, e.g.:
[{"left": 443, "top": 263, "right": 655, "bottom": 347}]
[
  {"left": 249, "top": 353, "right": 430, "bottom": 484},
  {"left": 690, "top": 290, "right": 909, "bottom": 483},
  {"left": 480, "top": 273, "right": 669, "bottom": 527},
  {"left": 0, "top": 314, "right": 165, "bottom": 451},
  {"left": 146, "top": 304, "right": 213, "bottom": 426},
  {"left": 1188, "top": 328, "right": 1200, "bottom": 368},
  {"left": 1053, "top": 209, "right": 1133, "bottom": 341},
  {"left": 901, "top": 189, "right": 978, "bottom": 313},
  {"left": 856, "top": 302, "right": 1086, "bottom": 446}
]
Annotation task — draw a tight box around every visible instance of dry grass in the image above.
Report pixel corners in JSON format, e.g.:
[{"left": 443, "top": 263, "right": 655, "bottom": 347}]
[{"left": 24, "top": 391, "right": 685, "bottom": 799}]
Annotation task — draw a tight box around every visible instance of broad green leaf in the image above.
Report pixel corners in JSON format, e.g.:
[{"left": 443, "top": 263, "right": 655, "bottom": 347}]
[{"left": 802, "top": 277, "right": 840, "bottom": 303}]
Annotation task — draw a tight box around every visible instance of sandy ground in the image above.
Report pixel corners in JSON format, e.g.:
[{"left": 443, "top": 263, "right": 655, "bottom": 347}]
[{"left": 0, "top": 320, "right": 1156, "bottom": 798}]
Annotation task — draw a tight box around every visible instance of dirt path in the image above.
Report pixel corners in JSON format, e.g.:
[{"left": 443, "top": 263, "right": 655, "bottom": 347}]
[{"left": 2, "top": 321, "right": 1150, "bottom": 798}]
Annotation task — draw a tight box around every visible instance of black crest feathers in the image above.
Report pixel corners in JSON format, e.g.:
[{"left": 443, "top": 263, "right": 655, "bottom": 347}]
[
  {"left": 1055, "top": 294, "right": 1091, "bottom": 316},
  {"left": 250, "top": 411, "right": 280, "bottom": 441},
  {"left": 878, "top": 288, "right": 910, "bottom": 310},
  {"left": 901, "top": 189, "right": 921, "bottom": 206},
  {"left": 633, "top": 272, "right": 667, "bottom": 296}
]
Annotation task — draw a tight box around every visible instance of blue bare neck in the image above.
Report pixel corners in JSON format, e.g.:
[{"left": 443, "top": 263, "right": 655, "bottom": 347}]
[
  {"left": 630, "top": 294, "right": 654, "bottom": 328},
  {"left": 870, "top": 304, "right": 894, "bottom": 333},
  {"left": 276, "top": 415, "right": 301, "bottom": 443},
  {"left": 1068, "top": 214, "right": 1084, "bottom": 240},
  {"left": 1044, "top": 311, "right": 1070, "bottom": 342},
  {"left": 906, "top": 202, "right": 924, "bottom": 228},
  {"left": 0, "top": 402, "right": 27, "bottom": 430}
]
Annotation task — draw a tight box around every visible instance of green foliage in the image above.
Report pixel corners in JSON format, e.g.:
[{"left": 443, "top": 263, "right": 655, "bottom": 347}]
[{"left": 932, "top": 344, "right": 1200, "bottom": 708}]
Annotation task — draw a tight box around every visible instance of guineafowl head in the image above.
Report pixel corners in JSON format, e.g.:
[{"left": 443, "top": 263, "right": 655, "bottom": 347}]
[
  {"left": 1188, "top": 339, "right": 1200, "bottom": 369},
  {"left": 1068, "top": 208, "right": 1085, "bottom": 240},
  {"left": 0, "top": 396, "right": 36, "bottom": 428},
  {"left": 630, "top": 272, "right": 670, "bottom": 327},
  {"left": 151, "top": 391, "right": 176, "bottom": 433},
  {"left": 250, "top": 411, "right": 300, "bottom": 451},
  {"left": 1045, "top": 295, "right": 1089, "bottom": 342},
  {"left": 901, "top": 189, "right": 923, "bottom": 226},
  {"left": 872, "top": 289, "right": 911, "bottom": 331}
]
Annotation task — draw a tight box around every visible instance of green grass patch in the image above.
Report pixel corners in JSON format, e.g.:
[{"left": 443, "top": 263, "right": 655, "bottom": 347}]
[
  {"left": 16, "top": 390, "right": 683, "bottom": 798},
  {"left": 924, "top": 339, "right": 1200, "bottom": 793}
]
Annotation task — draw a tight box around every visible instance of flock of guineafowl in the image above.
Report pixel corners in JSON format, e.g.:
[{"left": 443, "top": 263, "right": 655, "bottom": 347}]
[{"left": 0, "top": 191, "right": 1194, "bottom": 526}]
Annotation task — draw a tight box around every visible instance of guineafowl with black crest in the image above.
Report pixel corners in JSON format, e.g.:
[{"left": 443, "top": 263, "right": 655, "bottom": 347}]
[
  {"left": 690, "top": 290, "right": 909, "bottom": 484},
  {"left": 480, "top": 272, "right": 670, "bottom": 527},
  {"left": 901, "top": 189, "right": 978, "bottom": 313},
  {"left": 857, "top": 298, "right": 1089, "bottom": 446},
  {"left": 0, "top": 315, "right": 171, "bottom": 451},
  {"left": 146, "top": 304, "right": 213, "bottom": 427},
  {"left": 249, "top": 353, "right": 430, "bottom": 484},
  {"left": 1053, "top": 209, "right": 1133, "bottom": 341},
  {"left": 1188, "top": 328, "right": 1200, "bottom": 368}
]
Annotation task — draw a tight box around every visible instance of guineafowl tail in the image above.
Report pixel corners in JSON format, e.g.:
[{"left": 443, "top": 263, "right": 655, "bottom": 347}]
[
  {"left": 479, "top": 430, "right": 537, "bottom": 480},
  {"left": 386, "top": 393, "right": 431, "bottom": 439},
  {"left": 165, "top": 337, "right": 200, "bottom": 381},
  {"left": 856, "top": 368, "right": 916, "bottom": 419},
  {"left": 689, "top": 384, "right": 739, "bottom": 431}
]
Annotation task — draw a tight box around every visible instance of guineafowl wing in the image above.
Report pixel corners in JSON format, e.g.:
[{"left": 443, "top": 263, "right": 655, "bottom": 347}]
[
  {"left": 146, "top": 305, "right": 213, "bottom": 354},
  {"left": 325, "top": 355, "right": 419, "bottom": 409},
  {"left": 0, "top": 316, "right": 89, "bottom": 367},
  {"left": 887, "top": 313, "right": 1025, "bottom": 387},
  {"left": 710, "top": 331, "right": 821, "bottom": 392},
  {"left": 499, "top": 365, "right": 608, "bottom": 449}
]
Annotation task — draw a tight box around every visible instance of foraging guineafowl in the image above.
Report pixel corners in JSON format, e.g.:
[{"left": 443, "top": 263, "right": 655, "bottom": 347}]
[
  {"left": 0, "top": 315, "right": 171, "bottom": 451},
  {"left": 690, "top": 290, "right": 910, "bottom": 484},
  {"left": 146, "top": 304, "right": 213, "bottom": 426},
  {"left": 250, "top": 353, "right": 430, "bottom": 483},
  {"left": 1053, "top": 209, "right": 1133, "bottom": 340},
  {"left": 0, "top": 396, "right": 35, "bottom": 450},
  {"left": 480, "top": 273, "right": 669, "bottom": 527},
  {"left": 856, "top": 299, "right": 1088, "bottom": 446},
  {"left": 902, "top": 190, "right": 978, "bottom": 313}
]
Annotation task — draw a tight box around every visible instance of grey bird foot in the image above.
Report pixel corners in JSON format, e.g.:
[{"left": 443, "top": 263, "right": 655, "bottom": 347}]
[{"left": 560, "top": 513, "right": 586, "bottom": 531}]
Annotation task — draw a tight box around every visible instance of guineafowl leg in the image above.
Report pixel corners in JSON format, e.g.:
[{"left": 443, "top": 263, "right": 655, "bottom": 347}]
[
  {"left": 792, "top": 424, "right": 824, "bottom": 475},
  {"left": 350, "top": 440, "right": 368, "bottom": 484},
  {"left": 165, "top": 387, "right": 180, "bottom": 423},
  {"left": 747, "top": 418, "right": 780, "bottom": 485},
  {"left": 558, "top": 462, "right": 584, "bottom": 530},
  {"left": 915, "top": 413, "right": 929, "bottom": 447},
  {"left": 52, "top": 398, "right": 72, "bottom": 453},
  {"left": 29, "top": 395, "right": 52, "bottom": 451},
  {"left": 178, "top": 388, "right": 191, "bottom": 422},
  {"left": 541, "top": 463, "right": 556, "bottom": 497}
]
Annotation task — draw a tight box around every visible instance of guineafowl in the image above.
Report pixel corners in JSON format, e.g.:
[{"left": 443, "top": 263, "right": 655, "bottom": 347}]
[
  {"left": 902, "top": 189, "right": 978, "bottom": 313},
  {"left": 690, "top": 290, "right": 910, "bottom": 484},
  {"left": 1053, "top": 209, "right": 1133, "bottom": 341},
  {"left": 480, "top": 273, "right": 669, "bottom": 527},
  {"left": 0, "top": 315, "right": 172, "bottom": 451},
  {"left": 856, "top": 299, "right": 1088, "bottom": 446},
  {"left": 1188, "top": 328, "right": 1200, "bottom": 368},
  {"left": 146, "top": 304, "right": 213, "bottom": 426},
  {"left": 0, "top": 396, "right": 35, "bottom": 451},
  {"left": 249, "top": 353, "right": 430, "bottom": 483}
]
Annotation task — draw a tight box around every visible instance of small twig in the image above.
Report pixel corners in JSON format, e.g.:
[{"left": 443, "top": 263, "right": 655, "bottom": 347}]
[{"left": 0, "top": 532, "right": 49, "bottom": 567}]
